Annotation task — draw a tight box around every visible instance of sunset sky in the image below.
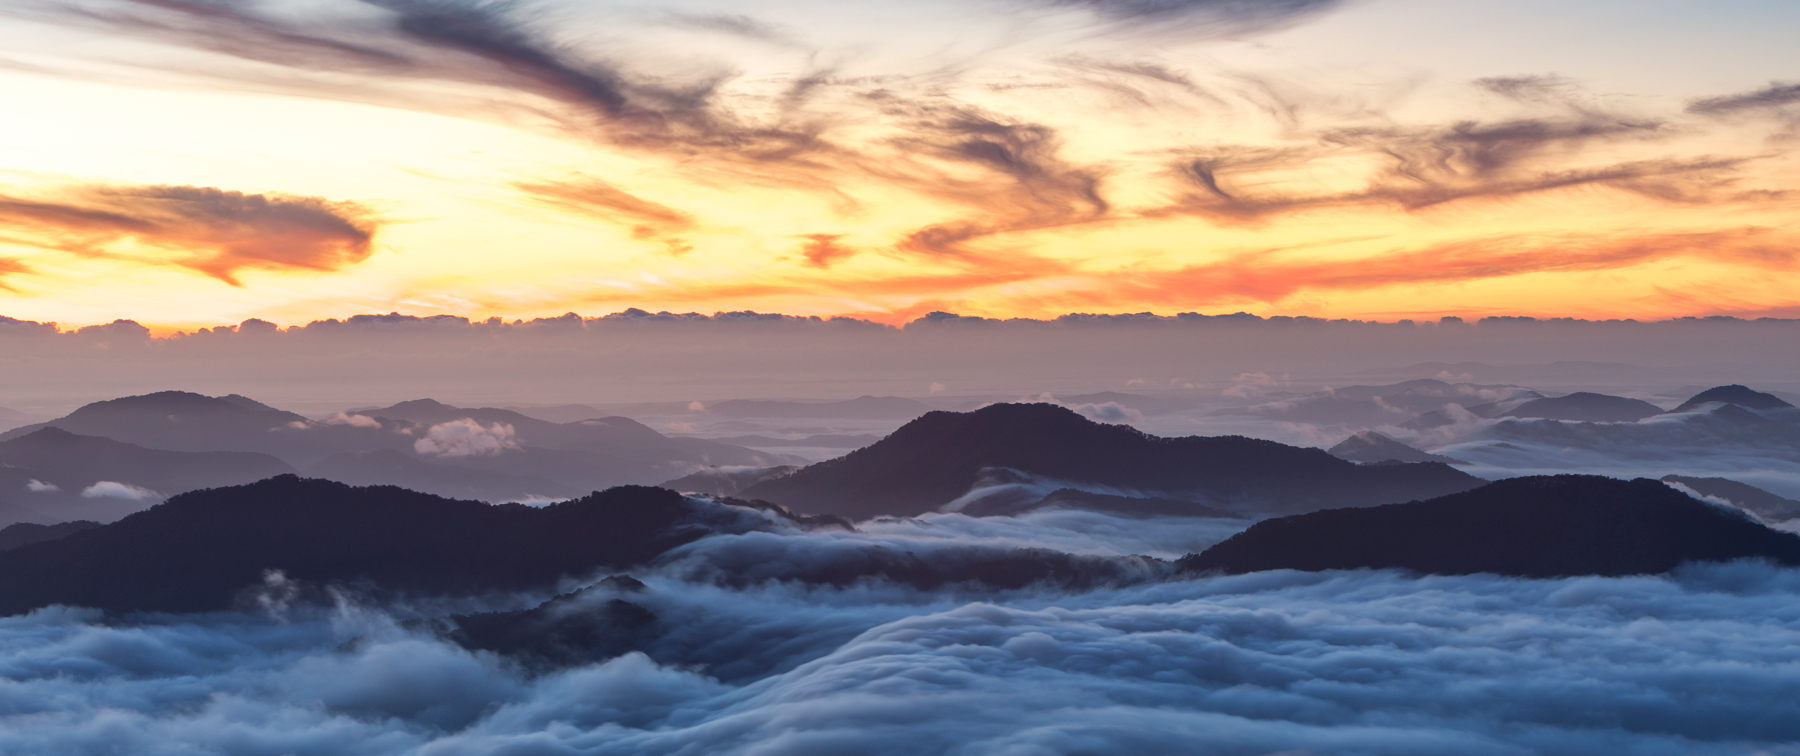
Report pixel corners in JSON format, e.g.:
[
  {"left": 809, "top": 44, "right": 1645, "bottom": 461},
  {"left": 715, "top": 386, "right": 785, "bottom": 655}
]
[{"left": 0, "top": 0, "right": 1796, "bottom": 330}]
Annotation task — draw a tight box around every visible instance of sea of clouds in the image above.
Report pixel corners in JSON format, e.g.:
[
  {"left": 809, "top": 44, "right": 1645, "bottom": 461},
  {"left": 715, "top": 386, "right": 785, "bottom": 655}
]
[{"left": 4, "top": 503, "right": 1800, "bottom": 756}]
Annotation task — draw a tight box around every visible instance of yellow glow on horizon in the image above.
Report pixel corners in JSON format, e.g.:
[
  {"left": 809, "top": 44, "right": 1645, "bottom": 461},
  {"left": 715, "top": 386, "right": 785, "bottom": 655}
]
[{"left": 1, "top": 0, "right": 1797, "bottom": 331}]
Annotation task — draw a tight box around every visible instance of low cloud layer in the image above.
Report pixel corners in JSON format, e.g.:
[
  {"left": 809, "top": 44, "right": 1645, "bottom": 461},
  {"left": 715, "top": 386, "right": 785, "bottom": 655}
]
[{"left": 3, "top": 552, "right": 1799, "bottom": 755}]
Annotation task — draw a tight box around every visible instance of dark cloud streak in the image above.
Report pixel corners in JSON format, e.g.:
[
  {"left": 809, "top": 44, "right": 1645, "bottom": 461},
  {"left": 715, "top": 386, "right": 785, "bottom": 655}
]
[
  {"left": 0, "top": 184, "right": 377, "bottom": 283},
  {"left": 1687, "top": 81, "right": 1800, "bottom": 115}
]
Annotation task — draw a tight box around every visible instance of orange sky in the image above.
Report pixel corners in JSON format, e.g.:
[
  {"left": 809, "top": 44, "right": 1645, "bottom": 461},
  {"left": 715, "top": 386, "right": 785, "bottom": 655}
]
[{"left": 0, "top": 0, "right": 1796, "bottom": 330}]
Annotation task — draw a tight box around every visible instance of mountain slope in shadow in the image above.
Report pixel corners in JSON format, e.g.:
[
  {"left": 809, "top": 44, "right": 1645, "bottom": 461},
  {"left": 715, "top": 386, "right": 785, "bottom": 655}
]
[
  {"left": 1662, "top": 475, "right": 1800, "bottom": 523},
  {"left": 1502, "top": 392, "right": 1664, "bottom": 422},
  {"left": 661, "top": 465, "right": 801, "bottom": 496},
  {"left": 1179, "top": 475, "right": 1800, "bottom": 578},
  {"left": 1327, "top": 431, "right": 1464, "bottom": 465},
  {"left": 740, "top": 403, "right": 1483, "bottom": 520},
  {"left": 0, "top": 427, "right": 297, "bottom": 525},
  {"left": 0, "top": 476, "right": 793, "bottom": 616},
  {"left": 1673, "top": 385, "right": 1795, "bottom": 413},
  {"left": 0, "top": 520, "right": 101, "bottom": 551}
]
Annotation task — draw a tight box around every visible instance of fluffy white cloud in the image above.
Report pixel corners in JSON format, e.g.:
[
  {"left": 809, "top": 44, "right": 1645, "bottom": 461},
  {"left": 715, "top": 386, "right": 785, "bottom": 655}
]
[
  {"left": 325, "top": 412, "right": 383, "bottom": 428},
  {"left": 413, "top": 419, "right": 520, "bottom": 458},
  {"left": 24, "top": 480, "right": 58, "bottom": 493},
  {"left": 79, "top": 481, "right": 162, "bottom": 501}
]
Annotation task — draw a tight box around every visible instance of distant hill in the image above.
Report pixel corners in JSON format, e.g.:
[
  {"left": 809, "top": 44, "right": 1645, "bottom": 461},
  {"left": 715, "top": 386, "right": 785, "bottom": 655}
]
[
  {"left": 703, "top": 396, "right": 931, "bottom": 420},
  {"left": 1662, "top": 475, "right": 1800, "bottom": 523},
  {"left": 1502, "top": 392, "right": 1664, "bottom": 422},
  {"left": 0, "top": 391, "right": 406, "bottom": 466},
  {"left": 0, "top": 427, "right": 297, "bottom": 525},
  {"left": 358, "top": 398, "right": 802, "bottom": 472},
  {"left": 1673, "top": 385, "right": 1794, "bottom": 413},
  {"left": 1179, "top": 475, "right": 1800, "bottom": 578},
  {"left": 740, "top": 403, "right": 1483, "bottom": 520},
  {"left": 306, "top": 449, "right": 579, "bottom": 502},
  {"left": 661, "top": 465, "right": 800, "bottom": 496},
  {"left": 0, "top": 520, "right": 100, "bottom": 551},
  {"left": 0, "top": 391, "right": 308, "bottom": 445},
  {"left": 1327, "top": 431, "right": 1464, "bottom": 465},
  {"left": 0, "top": 405, "right": 41, "bottom": 432},
  {"left": 0, "top": 392, "right": 804, "bottom": 494},
  {"left": 0, "top": 476, "right": 796, "bottom": 615},
  {"left": 1222, "top": 379, "right": 1539, "bottom": 427}
]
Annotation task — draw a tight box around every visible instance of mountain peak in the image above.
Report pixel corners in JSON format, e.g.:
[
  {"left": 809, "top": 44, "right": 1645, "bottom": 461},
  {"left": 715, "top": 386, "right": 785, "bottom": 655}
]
[
  {"left": 1674, "top": 385, "right": 1793, "bottom": 413},
  {"left": 1327, "top": 431, "right": 1461, "bottom": 465},
  {"left": 71, "top": 391, "right": 253, "bottom": 416},
  {"left": 1503, "top": 392, "right": 1663, "bottom": 423},
  {"left": 10, "top": 426, "right": 80, "bottom": 443},
  {"left": 741, "top": 402, "right": 1479, "bottom": 519},
  {"left": 381, "top": 398, "right": 452, "bottom": 413},
  {"left": 1180, "top": 475, "right": 1800, "bottom": 578},
  {"left": 214, "top": 394, "right": 283, "bottom": 412}
]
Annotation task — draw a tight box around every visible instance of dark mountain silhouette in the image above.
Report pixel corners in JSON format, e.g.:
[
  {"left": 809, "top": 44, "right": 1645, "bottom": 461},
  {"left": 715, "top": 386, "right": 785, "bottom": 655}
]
[
  {"left": 703, "top": 395, "right": 930, "bottom": 420},
  {"left": 1327, "top": 431, "right": 1464, "bottom": 465},
  {"left": 0, "top": 476, "right": 792, "bottom": 616},
  {"left": 1673, "top": 385, "right": 1794, "bottom": 413},
  {"left": 1502, "top": 392, "right": 1664, "bottom": 422},
  {"left": 0, "top": 428, "right": 298, "bottom": 525},
  {"left": 1179, "top": 476, "right": 1800, "bottom": 578},
  {"left": 306, "top": 449, "right": 578, "bottom": 502},
  {"left": 739, "top": 403, "right": 1483, "bottom": 519},
  {"left": 444, "top": 576, "right": 656, "bottom": 669},
  {"left": 0, "top": 520, "right": 100, "bottom": 551},
  {"left": 664, "top": 539, "right": 1169, "bottom": 593},
  {"left": 661, "top": 465, "right": 801, "bottom": 496},
  {"left": 1662, "top": 475, "right": 1800, "bottom": 522}
]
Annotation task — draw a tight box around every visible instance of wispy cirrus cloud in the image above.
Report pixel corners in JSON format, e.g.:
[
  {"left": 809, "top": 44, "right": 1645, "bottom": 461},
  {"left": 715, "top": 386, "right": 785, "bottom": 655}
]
[
  {"left": 0, "top": 184, "right": 378, "bottom": 284},
  {"left": 1687, "top": 81, "right": 1800, "bottom": 115}
]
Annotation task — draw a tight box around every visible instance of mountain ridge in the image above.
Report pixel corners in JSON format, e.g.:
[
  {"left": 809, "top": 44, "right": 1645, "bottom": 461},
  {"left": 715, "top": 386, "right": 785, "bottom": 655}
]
[
  {"left": 1179, "top": 475, "right": 1800, "bottom": 578},
  {"left": 741, "top": 403, "right": 1483, "bottom": 519}
]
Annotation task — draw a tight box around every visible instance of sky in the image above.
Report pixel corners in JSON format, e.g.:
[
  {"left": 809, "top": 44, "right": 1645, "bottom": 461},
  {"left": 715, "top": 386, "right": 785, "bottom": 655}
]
[{"left": 0, "top": 0, "right": 1797, "bottom": 331}]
